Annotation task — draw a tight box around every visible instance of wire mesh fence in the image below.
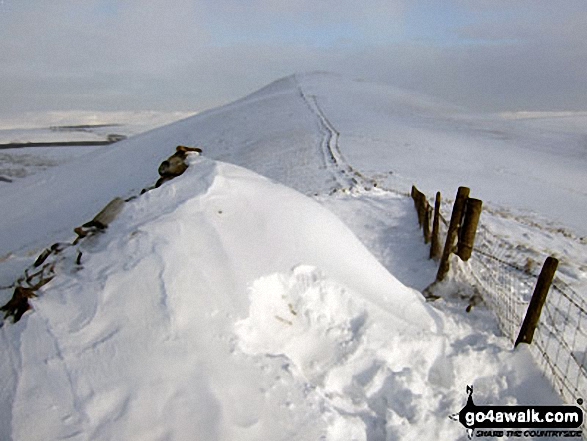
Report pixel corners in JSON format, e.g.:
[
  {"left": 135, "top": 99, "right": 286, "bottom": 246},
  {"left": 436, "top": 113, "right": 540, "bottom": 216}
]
[
  {"left": 412, "top": 186, "right": 587, "bottom": 434},
  {"left": 471, "top": 222, "right": 587, "bottom": 422}
]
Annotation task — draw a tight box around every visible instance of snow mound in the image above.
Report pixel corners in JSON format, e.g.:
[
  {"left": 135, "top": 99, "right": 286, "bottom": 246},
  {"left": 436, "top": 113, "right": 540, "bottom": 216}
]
[{"left": 1, "top": 157, "right": 439, "bottom": 440}]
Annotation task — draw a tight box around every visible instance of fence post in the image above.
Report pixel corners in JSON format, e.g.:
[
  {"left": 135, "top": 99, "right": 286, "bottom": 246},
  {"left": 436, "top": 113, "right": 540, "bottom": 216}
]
[
  {"left": 423, "top": 204, "right": 431, "bottom": 244},
  {"left": 514, "top": 256, "right": 559, "bottom": 348},
  {"left": 430, "top": 192, "right": 442, "bottom": 260},
  {"left": 457, "top": 198, "right": 483, "bottom": 261},
  {"left": 436, "top": 186, "right": 470, "bottom": 282},
  {"left": 411, "top": 185, "right": 425, "bottom": 227}
]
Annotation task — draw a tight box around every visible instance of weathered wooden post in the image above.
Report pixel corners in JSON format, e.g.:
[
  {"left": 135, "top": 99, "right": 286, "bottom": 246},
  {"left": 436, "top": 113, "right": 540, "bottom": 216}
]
[
  {"left": 411, "top": 186, "right": 425, "bottom": 227},
  {"left": 457, "top": 198, "right": 483, "bottom": 261},
  {"left": 423, "top": 204, "right": 431, "bottom": 244},
  {"left": 515, "top": 256, "right": 559, "bottom": 348},
  {"left": 412, "top": 185, "right": 432, "bottom": 243},
  {"left": 436, "top": 186, "right": 470, "bottom": 281},
  {"left": 430, "top": 192, "right": 442, "bottom": 260}
]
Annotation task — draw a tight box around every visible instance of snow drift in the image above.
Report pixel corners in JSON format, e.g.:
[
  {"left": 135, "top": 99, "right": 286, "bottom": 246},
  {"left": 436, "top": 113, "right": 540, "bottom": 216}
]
[
  {"left": 0, "top": 158, "right": 433, "bottom": 440},
  {"left": 0, "top": 72, "right": 575, "bottom": 440},
  {"left": 1, "top": 157, "right": 556, "bottom": 440}
]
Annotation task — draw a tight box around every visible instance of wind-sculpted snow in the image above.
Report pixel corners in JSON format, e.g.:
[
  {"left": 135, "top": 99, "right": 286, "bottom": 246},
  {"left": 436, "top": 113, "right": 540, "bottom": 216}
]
[
  {"left": 0, "top": 159, "right": 424, "bottom": 439},
  {"left": 0, "top": 159, "right": 558, "bottom": 440},
  {"left": 0, "top": 75, "right": 328, "bottom": 255}
]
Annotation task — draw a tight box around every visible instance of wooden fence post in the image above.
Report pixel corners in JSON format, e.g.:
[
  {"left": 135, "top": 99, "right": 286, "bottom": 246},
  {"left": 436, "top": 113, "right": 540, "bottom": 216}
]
[
  {"left": 515, "top": 256, "right": 559, "bottom": 347},
  {"left": 457, "top": 198, "right": 483, "bottom": 261},
  {"left": 436, "top": 186, "right": 470, "bottom": 282},
  {"left": 412, "top": 185, "right": 432, "bottom": 243},
  {"left": 411, "top": 185, "right": 425, "bottom": 227},
  {"left": 430, "top": 192, "right": 442, "bottom": 260},
  {"left": 423, "top": 204, "right": 431, "bottom": 244}
]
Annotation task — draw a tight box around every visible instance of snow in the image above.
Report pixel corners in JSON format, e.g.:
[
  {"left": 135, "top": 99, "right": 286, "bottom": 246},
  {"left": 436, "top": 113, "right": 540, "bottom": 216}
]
[
  {"left": 0, "top": 111, "right": 196, "bottom": 184},
  {"left": 0, "top": 72, "right": 584, "bottom": 440},
  {"left": 0, "top": 110, "right": 197, "bottom": 135},
  {"left": 295, "top": 73, "right": 587, "bottom": 236},
  {"left": 0, "top": 158, "right": 559, "bottom": 440}
]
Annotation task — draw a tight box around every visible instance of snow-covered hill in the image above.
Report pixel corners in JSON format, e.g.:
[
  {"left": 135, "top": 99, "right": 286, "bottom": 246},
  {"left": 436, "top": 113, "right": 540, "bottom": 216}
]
[
  {"left": 0, "top": 73, "right": 585, "bottom": 440},
  {"left": 2, "top": 73, "right": 586, "bottom": 256}
]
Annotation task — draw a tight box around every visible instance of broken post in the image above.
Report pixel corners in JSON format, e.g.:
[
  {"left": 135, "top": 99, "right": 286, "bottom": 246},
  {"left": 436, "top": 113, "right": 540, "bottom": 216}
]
[
  {"left": 436, "top": 186, "right": 470, "bottom": 282},
  {"left": 430, "top": 192, "right": 442, "bottom": 260},
  {"left": 457, "top": 198, "right": 483, "bottom": 261},
  {"left": 515, "top": 256, "right": 559, "bottom": 348}
]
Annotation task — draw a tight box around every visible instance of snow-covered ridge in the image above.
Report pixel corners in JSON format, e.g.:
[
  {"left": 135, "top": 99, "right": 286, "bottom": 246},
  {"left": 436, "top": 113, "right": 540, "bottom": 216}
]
[
  {"left": 3, "top": 72, "right": 586, "bottom": 259},
  {"left": 1, "top": 72, "right": 583, "bottom": 440},
  {"left": 0, "top": 157, "right": 558, "bottom": 440}
]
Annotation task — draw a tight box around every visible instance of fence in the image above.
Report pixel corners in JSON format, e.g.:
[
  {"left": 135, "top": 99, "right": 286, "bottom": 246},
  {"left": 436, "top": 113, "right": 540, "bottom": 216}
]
[
  {"left": 411, "top": 185, "right": 587, "bottom": 434},
  {"left": 475, "top": 223, "right": 587, "bottom": 405}
]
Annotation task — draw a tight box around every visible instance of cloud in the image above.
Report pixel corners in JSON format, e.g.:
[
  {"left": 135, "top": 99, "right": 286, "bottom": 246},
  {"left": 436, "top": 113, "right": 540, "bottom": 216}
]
[{"left": 0, "top": 0, "right": 585, "bottom": 116}]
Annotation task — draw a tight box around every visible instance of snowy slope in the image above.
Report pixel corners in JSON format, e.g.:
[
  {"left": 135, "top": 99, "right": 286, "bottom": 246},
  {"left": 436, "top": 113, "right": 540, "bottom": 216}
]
[
  {"left": 0, "top": 157, "right": 558, "bottom": 441},
  {"left": 295, "top": 73, "right": 587, "bottom": 236},
  {"left": 0, "top": 72, "right": 584, "bottom": 440},
  {"left": 0, "top": 75, "right": 326, "bottom": 256},
  {"left": 1, "top": 73, "right": 586, "bottom": 258}
]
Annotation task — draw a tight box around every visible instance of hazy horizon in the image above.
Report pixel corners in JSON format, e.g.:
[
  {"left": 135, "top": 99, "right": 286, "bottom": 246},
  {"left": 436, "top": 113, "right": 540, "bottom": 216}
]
[{"left": 1, "top": 1, "right": 586, "bottom": 118}]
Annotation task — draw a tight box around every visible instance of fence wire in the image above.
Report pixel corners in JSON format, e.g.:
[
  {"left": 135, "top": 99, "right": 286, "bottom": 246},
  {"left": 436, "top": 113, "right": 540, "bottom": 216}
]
[{"left": 415, "top": 189, "right": 586, "bottom": 435}]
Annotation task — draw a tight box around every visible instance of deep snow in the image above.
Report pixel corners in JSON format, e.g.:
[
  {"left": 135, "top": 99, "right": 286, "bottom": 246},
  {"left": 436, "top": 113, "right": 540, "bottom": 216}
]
[
  {"left": 0, "top": 158, "right": 560, "bottom": 441},
  {"left": 0, "top": 73, "right": 585, "bottom": 440}
]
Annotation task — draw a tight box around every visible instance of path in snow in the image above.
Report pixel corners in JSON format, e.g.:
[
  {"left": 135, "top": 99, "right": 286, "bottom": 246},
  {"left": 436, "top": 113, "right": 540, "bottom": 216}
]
[
  {"left": 293, "top": 74, "right": 587, "bottom": 428},
  {"left": 296, "top": 76, "right": 361, "bottom": 191}
]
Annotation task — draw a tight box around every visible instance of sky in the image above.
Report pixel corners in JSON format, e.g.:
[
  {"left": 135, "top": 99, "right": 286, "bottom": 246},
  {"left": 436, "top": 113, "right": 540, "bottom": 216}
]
[{"left": 0, "top": 0, "right": 586, "bottom": 118}]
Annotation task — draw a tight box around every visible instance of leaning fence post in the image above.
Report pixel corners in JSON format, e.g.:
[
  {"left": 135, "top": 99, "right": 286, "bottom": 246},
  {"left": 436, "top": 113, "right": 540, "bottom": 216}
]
[
  {"left": 436, "top": 186, "right": 470, "bottom": 281},
  {"left": 411, "top": 185, "right": 425, "bottom": 227},
  {"left": 514, "top": 256, "right": 559, "bottom": 348},
  {"left": 457, "top": 198, "right": 483, "bottom": 261},
  {"left": 430, "top": 192, "right": 442, "bottom": 260}
]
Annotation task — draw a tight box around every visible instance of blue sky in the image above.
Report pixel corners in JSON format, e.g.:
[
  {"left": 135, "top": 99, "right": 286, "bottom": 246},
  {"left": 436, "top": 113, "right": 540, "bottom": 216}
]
[{"left": 0, "top": 0, "right": 585, "bottom": 116}]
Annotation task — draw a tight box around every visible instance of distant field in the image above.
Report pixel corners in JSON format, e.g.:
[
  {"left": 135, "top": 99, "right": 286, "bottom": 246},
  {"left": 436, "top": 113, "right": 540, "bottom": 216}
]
[
  {"left": 0, "top": 111, "right": 195, "bottom": 183},
  {"left": 0, "top": 140, "right": 120, "bottom": 150}
]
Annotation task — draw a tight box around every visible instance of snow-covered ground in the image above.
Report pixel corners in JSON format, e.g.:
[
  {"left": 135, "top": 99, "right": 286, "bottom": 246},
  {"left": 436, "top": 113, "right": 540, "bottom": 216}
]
[
  {"left": 0, "top": 111, "right": 196, "bottom": 182},
  {"left": 0, "top": 110, "right": 197, "bottom": 136},
  {"left": 0, "top": 73, "right": 585, "bottom": 440}
]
